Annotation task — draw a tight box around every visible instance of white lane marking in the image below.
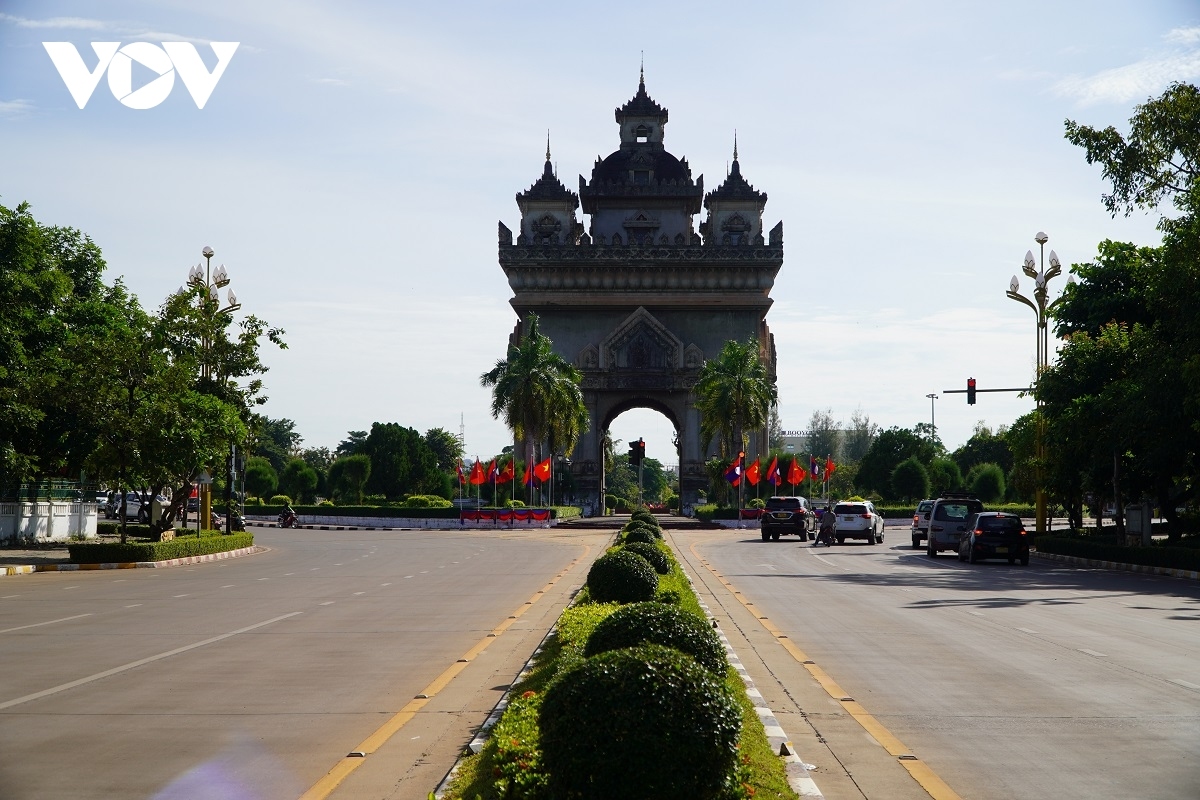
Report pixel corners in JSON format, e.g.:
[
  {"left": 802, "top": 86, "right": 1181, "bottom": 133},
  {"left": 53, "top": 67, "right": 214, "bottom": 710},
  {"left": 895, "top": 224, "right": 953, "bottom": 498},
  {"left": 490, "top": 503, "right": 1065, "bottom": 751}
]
[
  {"left": 221, "top": 585, "right": 235, "bottom": 588},
  {"left": 380, "top": 583, "right": 391, "bottom": 587},
  {"left": 125, "top": 604, "right": 141, "bottom": 608},
  {"left": 319, "top": 601, "right": 334, "bottom": 606},
  {"left": 1017, "top": 627, "right": 1038, "bottom": 634},
  {"left": 1078, "top": 649, "right": 1107, "bottom": 658},
  {"left": 284, "top": 573, "right": 295, "bottom": 576},
  {"left": 0, "top": 613, "right": 92, "bottom": 634},
  {"left": 257, "top": 578, "right": 269, "bottom": 581},
  {"left": 334, "top": 563, "right": 342, "bottom": 566},
  {"left": 419, "top": 571, "right": 429, "bottom": 574},
  {"left": 310, "top": 568, "right": 320, "bottom": 571},
  {"left": 2, "top": 595, "right": 19, "bottom": 599},
  {"left": 404, "top": 575, "right": 414, "bottom": 579},
  {"left": 1169, "top": 678, "right": 1200, "bottom": 690},
  {"left": 968, "top": 611, "right": 984, "bottom": 617},
  {"left": 353, "top": 592, "right": 365, "bottom": 596},
  {"left": 811, "top": 554, "right": 837, "bottom": 568},
  {"left": 63, "top": 586, "right": 78, "bottom": 590},
  {"left": 898, "top": 588, "right": 913, "bottom": 593},
  {"left": 173, "top": 594, "right": 189, "bottom": 598},
  {"left": 0, "top": 612, "right": 302, "bottom": 711}
]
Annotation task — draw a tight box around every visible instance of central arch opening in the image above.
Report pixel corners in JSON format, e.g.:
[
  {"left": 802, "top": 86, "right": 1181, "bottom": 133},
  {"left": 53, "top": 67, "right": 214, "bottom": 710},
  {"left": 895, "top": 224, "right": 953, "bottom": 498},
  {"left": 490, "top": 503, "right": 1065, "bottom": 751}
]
[{"left": 604, "top": 405, "right": 679, "bottom": 511}]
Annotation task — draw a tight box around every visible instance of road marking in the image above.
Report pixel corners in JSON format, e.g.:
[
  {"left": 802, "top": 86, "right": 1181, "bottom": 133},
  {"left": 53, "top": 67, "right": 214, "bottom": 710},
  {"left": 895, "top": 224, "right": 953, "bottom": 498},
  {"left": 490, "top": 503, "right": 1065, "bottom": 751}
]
[
  {"left": 967, "top": 611, "right": 984, "bottom": 617},
  {"left": 173, "top": 594, "right": 189, "bottom": 598},
  {"left": 125, "top": 604, "right": 141, "bottom": 608},
  {"left": 0, "top": 612, "right": 302, "bottom": 711},
  {"left": 1017, "top": 627, "right": 1038, "bottom": 634},
  {"left": 1078, "top": 649, "right": 1107, "bottom": 658},
  {"left": 2, "top": 595, "right": 18, "bottom": 599},
  {"left": 1169, "top": 678, "right": 1200, "bottom": 690},
  {"left": 380, "top": 583, "right": 391, "bottom": 587},
  {"left": 404, "top": 575, "right": 413, "bottom": 579},
  {"left": 811, "top": 554, "right": 837, "bottom": 567},
  {"left": 0, "top": 613, "right": 92, "bottom": 634},
  {"left": 353, "top": 592, "right": 365, "bottom": 596},
  {"left": 319, "top": 602, "right": 335, "bottom": 606},
  {"left": 299, "top": 545, "right": 593, "bottom": 800},
  {"left": 221, "top": 585, "right": 235, "bottom": 588},
  {"left": 690, "top": 540, "right": 963, "bottom": 800}
]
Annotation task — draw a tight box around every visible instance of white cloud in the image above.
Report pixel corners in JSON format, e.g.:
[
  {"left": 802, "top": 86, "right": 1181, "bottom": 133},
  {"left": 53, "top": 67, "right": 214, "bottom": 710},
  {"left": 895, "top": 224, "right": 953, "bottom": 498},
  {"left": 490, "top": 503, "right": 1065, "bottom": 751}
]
[
  {"left": 0, "top": 13, "right": 110, "bottom": 30},
  {"left": 0, "top": 99, "right": 33, "bottom": 115},
  {"left": 1052, "top": 27, "right": 1200, "bottom": 106}
]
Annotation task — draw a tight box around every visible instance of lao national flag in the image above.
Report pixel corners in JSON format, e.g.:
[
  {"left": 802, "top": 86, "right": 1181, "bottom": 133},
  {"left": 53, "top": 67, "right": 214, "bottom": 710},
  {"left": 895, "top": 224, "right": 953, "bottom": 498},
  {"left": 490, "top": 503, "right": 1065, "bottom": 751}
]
[
  {"left": 497, "top": 460, "right": 514, "bottom": 484},
  {"left": 456, "top": 462, "right": 466, "bottom": 484},
  {"left": 810, "top": 455, "right": 820, "bottom": 478},
  {"left": 724, "top": 456, "right": 742, "bottom": 486},
  {"left": 523, "top": 464, "right": 534, "bottom": 486},
  {"left": 468, "top": 459, "right": 485, "bottom": 485},
  {"left": 745, "top": 458, "right": 761, "bottom": 486},
  {"left": 534, "top": 457, "right": 552, "bottom": 482},
  {"left": 765, "top": 456, "right": 780, "bottom": 486},
  {"left": 486, "top": 460, "right": 498, "bottom": 482}
]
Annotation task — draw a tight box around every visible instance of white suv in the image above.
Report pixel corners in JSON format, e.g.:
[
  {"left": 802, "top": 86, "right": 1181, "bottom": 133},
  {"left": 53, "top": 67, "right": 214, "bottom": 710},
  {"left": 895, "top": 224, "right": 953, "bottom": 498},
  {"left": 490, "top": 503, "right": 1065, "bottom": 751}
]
[{"left": 830, "top": 501, "right": 885, "bottom": 545}]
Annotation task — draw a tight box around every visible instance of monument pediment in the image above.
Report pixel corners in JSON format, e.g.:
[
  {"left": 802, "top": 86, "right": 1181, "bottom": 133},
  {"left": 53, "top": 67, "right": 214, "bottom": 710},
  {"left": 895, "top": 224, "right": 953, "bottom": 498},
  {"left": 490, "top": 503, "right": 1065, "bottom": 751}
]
[{"left": 600, "top": 307, "right": 684, "bottom": 370}]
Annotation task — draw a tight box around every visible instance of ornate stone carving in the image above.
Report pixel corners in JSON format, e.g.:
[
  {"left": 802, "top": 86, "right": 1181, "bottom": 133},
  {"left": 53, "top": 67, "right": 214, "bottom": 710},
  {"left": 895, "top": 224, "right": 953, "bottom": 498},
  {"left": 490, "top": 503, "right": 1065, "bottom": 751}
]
[
  {"left": 683, "top": 344, "right": 704, "bottom": 369},
  {"left": 600, "top": 307, "right": 684, "bottom": 369}
]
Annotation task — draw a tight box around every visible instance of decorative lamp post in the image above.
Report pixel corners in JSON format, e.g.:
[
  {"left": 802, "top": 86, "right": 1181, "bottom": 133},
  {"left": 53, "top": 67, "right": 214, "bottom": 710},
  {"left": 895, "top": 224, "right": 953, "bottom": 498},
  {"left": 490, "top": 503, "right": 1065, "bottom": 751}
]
[
  {"left": 186, "top": 245, "right": 241, "bottom": 531},
  {"left": 1005, "top": 231, "right": 1064, "bottom": 536}
]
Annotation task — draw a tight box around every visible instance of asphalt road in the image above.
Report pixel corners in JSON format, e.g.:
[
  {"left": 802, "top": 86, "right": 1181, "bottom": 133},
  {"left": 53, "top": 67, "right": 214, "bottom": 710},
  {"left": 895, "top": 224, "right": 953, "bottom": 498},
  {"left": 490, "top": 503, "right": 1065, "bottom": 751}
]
[
  {"left": 0, "top": 526, "right": 612, "bottom": 800},
  {"left": 670, "top": 524, "right": 1200, "bottom": 800}
]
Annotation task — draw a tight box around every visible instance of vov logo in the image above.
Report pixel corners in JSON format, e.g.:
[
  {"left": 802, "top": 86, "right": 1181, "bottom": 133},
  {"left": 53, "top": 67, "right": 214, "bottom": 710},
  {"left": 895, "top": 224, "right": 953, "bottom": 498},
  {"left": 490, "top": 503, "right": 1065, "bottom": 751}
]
[{"left": 43, "top": 42, "right": 239, "bottom": 109}]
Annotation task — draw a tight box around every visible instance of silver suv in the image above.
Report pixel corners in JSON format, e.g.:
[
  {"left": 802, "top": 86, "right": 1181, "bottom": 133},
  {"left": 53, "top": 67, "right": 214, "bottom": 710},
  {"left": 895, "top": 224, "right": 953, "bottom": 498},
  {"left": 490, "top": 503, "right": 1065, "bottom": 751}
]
[
  {"left": 926, "top": 494, "right": 983, "bottom": 557},
  {"left": 911, "top": 499, "right": 934, "bottom": 549}
]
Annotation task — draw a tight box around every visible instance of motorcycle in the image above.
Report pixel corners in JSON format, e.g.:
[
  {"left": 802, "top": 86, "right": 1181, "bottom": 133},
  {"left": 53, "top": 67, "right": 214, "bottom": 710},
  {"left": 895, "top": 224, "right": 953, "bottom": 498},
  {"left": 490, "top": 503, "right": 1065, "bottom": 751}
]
[
  {"left": 815, "top": 526, "right": 837, "bottom": 546},
  {"left": 278, "top": 510, "right": 299, "bottom": 528}
]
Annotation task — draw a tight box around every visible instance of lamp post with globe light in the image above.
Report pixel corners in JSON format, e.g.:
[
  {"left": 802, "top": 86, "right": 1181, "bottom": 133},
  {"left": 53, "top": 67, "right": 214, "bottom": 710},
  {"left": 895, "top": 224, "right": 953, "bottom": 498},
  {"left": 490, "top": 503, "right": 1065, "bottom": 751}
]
[
  {"left": 1005, "top": 231, "right": 1073, "bottom": 536},
  {"left": 183, "top": 245, "right": 241, "bottom": 531}
]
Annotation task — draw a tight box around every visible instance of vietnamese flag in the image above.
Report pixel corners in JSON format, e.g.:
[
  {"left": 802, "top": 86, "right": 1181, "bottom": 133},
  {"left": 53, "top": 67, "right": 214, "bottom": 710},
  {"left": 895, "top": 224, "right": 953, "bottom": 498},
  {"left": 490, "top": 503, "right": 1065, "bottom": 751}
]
[
  {"left": 533, "top": 457, "right": 552, "bottom": 482},
  {"left": 765, "top": 456, "right": 780, "bottom": 486},
  {"left": 787, "top": 458, "right": 806, "bottom": 485},
  {"left": 825, "top": 458, "right": 837, "bottom": 478},
  {"left": 745, "top": 458, "right": 761, "bottom": 486},
  {"left": 498, "top": 460, "right": 515, "bottom": 484},
  {"left": 468, "top": 459, "right": 485, "bottom": 485}
]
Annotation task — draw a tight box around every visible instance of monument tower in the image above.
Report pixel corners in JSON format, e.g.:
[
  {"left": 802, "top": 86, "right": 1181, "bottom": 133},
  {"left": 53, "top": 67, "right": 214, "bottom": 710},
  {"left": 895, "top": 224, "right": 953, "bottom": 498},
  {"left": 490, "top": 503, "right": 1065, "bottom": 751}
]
[{"left": 498, "top": 72, "right": 783, "bottom": 512}]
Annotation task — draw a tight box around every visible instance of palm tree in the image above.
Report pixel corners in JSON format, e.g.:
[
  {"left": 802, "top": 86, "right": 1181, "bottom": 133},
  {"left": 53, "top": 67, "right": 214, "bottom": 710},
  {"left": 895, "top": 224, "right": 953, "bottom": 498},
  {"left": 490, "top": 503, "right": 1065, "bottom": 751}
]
[
  {"left": 481, "top": 314, "right": 590, "bottom": 464},
  {"left": 694, "top": 338, "right": 778, "bottom": 458}
]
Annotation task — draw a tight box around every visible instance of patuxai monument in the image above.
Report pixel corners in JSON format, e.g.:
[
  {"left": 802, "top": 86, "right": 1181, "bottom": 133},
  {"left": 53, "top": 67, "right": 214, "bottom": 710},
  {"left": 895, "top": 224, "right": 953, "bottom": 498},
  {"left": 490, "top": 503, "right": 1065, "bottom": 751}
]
[{"left": 498, "top": 71, "right": 784, "bottom": 512}]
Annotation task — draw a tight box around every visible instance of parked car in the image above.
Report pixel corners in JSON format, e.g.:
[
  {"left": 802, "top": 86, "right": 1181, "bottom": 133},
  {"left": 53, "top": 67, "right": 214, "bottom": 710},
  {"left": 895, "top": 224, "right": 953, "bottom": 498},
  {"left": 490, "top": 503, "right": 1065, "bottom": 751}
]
[
  {"left": 958, "top": 511, "right": 1029, "bottom": 565},
  {"left": 911, "top": 499, "right": 934, "bottom": 549},
  {"left": 830, "top": 500, "right": 885, "bottom": 545},
  {"left": 760, "top": 496, "right": 815, "bottom": 541},
  {"left": 926, "top": 493, "right": 983, "bottom": 557}
]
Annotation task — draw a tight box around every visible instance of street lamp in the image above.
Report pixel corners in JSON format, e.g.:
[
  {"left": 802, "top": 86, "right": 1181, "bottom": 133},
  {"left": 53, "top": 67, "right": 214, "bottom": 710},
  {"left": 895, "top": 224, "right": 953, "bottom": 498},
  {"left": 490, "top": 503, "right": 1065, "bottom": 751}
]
[
  {"left": 1005, "top": 231, "right": 1066, "bottom": 536},
  {"left": 925, "top": 393, "right": 938, "bottom": 437},
  {"left": 185, "top": 245, "right": 242, "bottom": 532}
]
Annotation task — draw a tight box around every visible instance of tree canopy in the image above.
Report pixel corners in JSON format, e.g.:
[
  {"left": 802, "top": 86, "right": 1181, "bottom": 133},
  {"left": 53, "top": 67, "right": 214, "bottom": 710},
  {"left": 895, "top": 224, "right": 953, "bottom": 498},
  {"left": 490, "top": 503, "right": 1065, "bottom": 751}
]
[{"left": 694, "top": 338, "right": 778, "bottom": 458}]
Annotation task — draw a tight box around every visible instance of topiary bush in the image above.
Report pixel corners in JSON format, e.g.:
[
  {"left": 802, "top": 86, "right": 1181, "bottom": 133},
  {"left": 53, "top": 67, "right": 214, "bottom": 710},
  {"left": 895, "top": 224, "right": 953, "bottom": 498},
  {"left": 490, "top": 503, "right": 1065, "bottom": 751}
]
[
  {"left": 623, "top": 520, "right": 662, "bottom": 539},
  {"left": 583, "top": 601, "right": 727, "bottom": 675},
  {"left": 539, "top": 644, "right": 741, "bottom": 800},
  {"left": 621, "top": 526, "right": 658, "bottom": 546},
  {"left": 586, "top": 549, "right": 658, "bottom": 604},
  {"left": 631, "top": 508, "right": 658, "bottom": 524},
  {"left": 269, "top": 494, "right": 293, "bottom": 505},
  {"left": 622, "top": 541, "right": 670, "bottom": 574}
]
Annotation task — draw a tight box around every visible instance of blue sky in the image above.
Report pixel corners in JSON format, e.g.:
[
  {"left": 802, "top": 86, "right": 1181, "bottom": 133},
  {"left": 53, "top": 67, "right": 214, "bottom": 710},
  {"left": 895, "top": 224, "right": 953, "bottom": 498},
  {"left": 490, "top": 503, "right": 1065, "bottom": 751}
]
[{"left": 2, "top": 1, "right": 1196, "bottom": 467}]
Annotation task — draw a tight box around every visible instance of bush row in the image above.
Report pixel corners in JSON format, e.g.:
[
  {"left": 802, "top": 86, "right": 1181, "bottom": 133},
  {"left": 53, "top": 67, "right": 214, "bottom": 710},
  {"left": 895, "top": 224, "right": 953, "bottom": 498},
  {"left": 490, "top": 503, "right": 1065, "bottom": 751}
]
[
  {"left": 244, "top": 504, "right": 580, "bottom": 519},
  {"left": 1036, "top": 536, "right": 1200, "bottom": 571},
  {"left": 68, "top": 531, "right": 254, "bottom": 563}
]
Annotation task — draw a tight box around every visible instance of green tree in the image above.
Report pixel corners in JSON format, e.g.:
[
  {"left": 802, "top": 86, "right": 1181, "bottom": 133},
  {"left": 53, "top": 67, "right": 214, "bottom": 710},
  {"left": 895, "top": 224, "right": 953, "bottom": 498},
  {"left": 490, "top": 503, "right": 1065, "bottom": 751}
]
[
  {"left": 481, "top": 313, "right": 589, "bottom": 464},
  {"left": 244, "top": 456, "right": 278, "bottom": 500},
  {"left": 252, "top": 417, "right": 302, "bottom": 474},
  {"left": 807, "top": 408, "right": 842, "bottom": 463},
  {"left": 843, "top": 407, "right": 879, "bottom": 463},
  {"left": 424, "top": 427, "right": 464, "bottom": 473},
  {"left": 952, "top": 423, "right": 1014, "bottom": 477},
  {"left": 926, "top": 457, "right": 963, "bottom": 498},
  {"left": 359, "top": 422, "right": 446, "bottom": 500},
  {"left": 328, "top": 454, "right": 371, "bottom": 504},
  {"left": 694, "top": 338, "right": 778, "bottom": 458},
  {"left": 967, "top": 463, "right": 1006, "bottom": 503},
  {"left": 336, "top": 430, "right": 368, "bottom": 457},
  {"left": 279, "top": 457, "right": 318, "bottom": 504},
  {"left": 891, "top": 457, "right": 930, "bottom": 503},
  {"left": 855, "top": 427, "right": 939, "bottom": 500}
]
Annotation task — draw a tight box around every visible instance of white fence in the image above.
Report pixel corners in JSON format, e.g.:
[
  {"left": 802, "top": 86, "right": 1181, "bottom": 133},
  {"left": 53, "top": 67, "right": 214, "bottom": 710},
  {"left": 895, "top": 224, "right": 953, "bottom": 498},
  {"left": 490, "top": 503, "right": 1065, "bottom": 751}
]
[{"left": 0, "top": 501, "right": 99, "bottom": 543}]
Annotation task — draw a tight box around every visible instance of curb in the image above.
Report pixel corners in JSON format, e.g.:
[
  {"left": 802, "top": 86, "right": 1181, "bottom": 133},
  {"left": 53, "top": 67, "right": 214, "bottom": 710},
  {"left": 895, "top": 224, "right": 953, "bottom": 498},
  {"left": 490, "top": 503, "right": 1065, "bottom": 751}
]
[
  {"left": 1033, "top": 550, "right": 1199, "bottom": 580},
  {"left": 0, "top": 545, "right": 264, "bottom": 577}
]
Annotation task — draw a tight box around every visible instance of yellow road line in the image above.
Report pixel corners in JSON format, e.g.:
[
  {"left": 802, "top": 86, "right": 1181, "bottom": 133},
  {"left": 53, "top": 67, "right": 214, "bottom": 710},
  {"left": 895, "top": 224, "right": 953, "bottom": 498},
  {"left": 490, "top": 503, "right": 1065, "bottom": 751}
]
[
  {"left": 688, "top": 541, "right": 962, "bottom": 800},
  {"left": 299, "top": 547, "right": 590, "bottom": 800}
]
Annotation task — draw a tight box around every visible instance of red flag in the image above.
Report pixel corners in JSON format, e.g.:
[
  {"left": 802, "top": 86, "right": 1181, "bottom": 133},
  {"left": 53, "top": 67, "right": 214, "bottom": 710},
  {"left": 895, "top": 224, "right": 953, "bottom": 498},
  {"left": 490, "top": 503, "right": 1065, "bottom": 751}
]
[
  {"left": 787, "top": 458, "right": 806, "bottom": 485},
  {"left": 523, "top": 464, "right": 534, "bottom": 486},
  {"left": 497, "top": 460, "right": 515, "bottom": 484},
  {"left": 486, "top": 460, "right": 499, "bottom": 482},
  {"left": 468, "top": 459, "right": 485, "bottom": 485},
  {"left": 825, "top": 458, "right": 837, "bottom": 478},
  {"left": 745, "top": 458, "right": 761, "bottom": 486},
  {"left": 456, "top": 461, "right": 466, "bottom": 484},
  {"left": 533, "top": 457, "right": 552, "bottom": 482},
  {"left": 765, "top": 456, "right": 780, "bottom": 486}
]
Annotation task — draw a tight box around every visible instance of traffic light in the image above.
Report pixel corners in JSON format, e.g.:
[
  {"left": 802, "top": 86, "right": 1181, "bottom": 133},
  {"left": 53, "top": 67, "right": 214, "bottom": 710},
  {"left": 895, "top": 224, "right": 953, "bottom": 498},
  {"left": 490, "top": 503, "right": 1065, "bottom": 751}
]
[
  {"left": 628, "top": 441, "right": 639, "bottom": 464},
  {"left": 637, "top": 439, "right": 646, "bottom": 462},
  {"left": 967, "top": 377, "right": 977, "bottom": 405}
]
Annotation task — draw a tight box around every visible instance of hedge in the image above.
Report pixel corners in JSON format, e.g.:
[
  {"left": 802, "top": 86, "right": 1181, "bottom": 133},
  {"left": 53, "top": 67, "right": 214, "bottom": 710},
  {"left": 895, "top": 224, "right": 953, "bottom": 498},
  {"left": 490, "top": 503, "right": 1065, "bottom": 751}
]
[
  {"left": 68, "top": 531, "right": 254, "bottom": 563},
  {"left": 245, "top": 504, "right": 580, "bottom": 520},
  {"left": 1036, "top": 536, "right": 1200, "bottom": 572}
]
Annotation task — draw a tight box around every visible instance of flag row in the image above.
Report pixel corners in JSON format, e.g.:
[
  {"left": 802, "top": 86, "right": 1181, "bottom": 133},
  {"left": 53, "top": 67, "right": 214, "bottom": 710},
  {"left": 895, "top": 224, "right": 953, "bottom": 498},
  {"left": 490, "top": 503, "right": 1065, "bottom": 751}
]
[
  {"left": 725, "top": 454, "right": 838, "bottom": 487},
  {"left": 458, "top": 457, "right": 553, "bottom": 487}
]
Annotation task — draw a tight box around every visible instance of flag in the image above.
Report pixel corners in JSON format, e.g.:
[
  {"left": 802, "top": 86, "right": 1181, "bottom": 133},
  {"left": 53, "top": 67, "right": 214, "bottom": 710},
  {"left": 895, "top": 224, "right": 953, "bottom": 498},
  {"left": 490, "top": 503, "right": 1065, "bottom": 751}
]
[
  {"left": 533, "top": 457, "right": 552, "bottom": 482},
  {"left": 468, "top": 459, "right": 485, "bottom": 485},
  {"left": 745, "top": 458, "right": 761, "bottom": 486},
  {"left": 724, "top": 455, "right": 742, "bottom": 486},
  {"left": 486, "top": 460, "right": 498, "bottom": 483},
  {"left": 456, "top": 462, "right": 466, "bottom": 484},
  {"left": 787, "top": 458, "right": 806, "bottom": 485},
  {"left": 497, "top": 460, "right": 514, "bottom": 484},
  {"left": 825, "top": 458, "right": 837, "bottom": 478},
  {"left": 523, "top": 464, "right": 534, "bottom": 486},
  {"left": 765, "top": 456, "right": 780, "bottom": 486},
  {"left": 810, "top": 455, "right": 820, "bottom": 479}
]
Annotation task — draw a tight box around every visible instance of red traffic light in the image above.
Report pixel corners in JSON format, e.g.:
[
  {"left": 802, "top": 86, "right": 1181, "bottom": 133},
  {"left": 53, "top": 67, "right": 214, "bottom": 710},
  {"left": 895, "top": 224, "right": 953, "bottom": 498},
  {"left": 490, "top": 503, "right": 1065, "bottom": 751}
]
[{"left": 967, "top": 377, "right": 977, "bottom": 405}]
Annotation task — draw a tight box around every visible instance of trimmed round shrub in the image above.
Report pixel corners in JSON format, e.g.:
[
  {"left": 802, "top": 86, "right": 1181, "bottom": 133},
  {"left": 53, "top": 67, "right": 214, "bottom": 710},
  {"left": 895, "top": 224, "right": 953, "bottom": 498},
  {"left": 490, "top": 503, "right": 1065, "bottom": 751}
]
[
  {"left": 540, "top": 644, "right": 741, "bottom": 800},
  {"left": 631, "top": 508, "right": 657, "bottom": 524},
  {"left": 623, "top": 520, "right": 662, "bottom": 539},
  {"left": 622, "top": 541, "right": 670, "bottom": 574},
  {"left": 621, "top": 526, "right": 658, "bottom": 546},
  {"left": 584, "top": 601, "right": 727, "bottom": 674},
  {"left": 586, "top": 550, "right": 658, "bottom": 604},
  {"left": 269, "top": 494, "right": 292, "bottom": 505},
  {"left": 402, "top": 494, "right": 452, "bottom": 508}
]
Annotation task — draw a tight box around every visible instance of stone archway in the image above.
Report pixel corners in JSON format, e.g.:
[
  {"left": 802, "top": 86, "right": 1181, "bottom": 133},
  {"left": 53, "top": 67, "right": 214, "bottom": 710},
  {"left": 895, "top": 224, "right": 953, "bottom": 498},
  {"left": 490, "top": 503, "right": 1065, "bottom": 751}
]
[{"left": 496, "top": 75, "right": 784, "bottom": 513}]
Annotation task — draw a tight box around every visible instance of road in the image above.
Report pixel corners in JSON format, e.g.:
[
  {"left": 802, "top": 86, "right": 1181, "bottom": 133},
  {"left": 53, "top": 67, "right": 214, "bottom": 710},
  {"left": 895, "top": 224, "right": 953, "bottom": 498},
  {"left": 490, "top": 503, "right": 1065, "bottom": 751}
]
[
  {"left": 669, "top": 524, "right": 1200, "bottom": 800},
  {"left": 0, "top": 526, "right": 611, "bottom": 800}
]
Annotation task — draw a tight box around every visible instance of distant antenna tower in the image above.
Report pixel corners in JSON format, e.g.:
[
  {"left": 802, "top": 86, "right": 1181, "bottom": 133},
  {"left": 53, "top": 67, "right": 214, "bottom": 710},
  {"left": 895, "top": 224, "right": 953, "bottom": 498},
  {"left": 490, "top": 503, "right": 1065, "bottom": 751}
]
[{"left": 458, "top": 413, "right": 466, "bottom": 448}]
